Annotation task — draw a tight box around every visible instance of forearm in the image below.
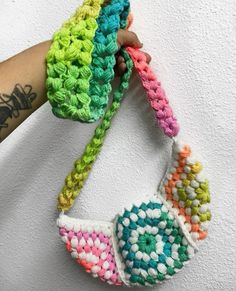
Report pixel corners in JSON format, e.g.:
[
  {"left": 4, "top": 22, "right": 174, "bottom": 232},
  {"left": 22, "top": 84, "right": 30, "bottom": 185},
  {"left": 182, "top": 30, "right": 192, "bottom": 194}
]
[{"left": 0, "top": 40, "right": 51, "bottom": 142}]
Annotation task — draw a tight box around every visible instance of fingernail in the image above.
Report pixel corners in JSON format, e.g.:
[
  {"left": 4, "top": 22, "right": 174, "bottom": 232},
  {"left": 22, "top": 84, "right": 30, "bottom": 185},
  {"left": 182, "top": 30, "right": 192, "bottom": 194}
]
[{"left": 135, "top": 42, "right": 143, "bottom": 49}]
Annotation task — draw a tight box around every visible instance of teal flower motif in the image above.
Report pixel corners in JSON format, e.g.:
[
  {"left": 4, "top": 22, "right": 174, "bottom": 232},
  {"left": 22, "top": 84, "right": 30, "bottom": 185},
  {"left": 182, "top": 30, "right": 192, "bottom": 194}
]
[
  {"left": 138, "top": 233, "right": 157, "bottom": 254},
  {"left": 115, "top": 197, "right": 193, "bottom": 286}
]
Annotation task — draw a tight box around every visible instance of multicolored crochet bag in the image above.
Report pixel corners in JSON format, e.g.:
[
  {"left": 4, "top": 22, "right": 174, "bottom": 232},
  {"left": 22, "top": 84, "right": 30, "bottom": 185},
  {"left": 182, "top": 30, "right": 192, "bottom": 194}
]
[{"left": 46, "top": 0, "right": 211, "bottom": 287}]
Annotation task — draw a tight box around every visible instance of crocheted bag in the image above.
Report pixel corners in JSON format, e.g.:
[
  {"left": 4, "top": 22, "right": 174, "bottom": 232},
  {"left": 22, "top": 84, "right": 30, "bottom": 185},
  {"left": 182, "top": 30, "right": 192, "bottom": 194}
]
[{"left": 46, "top": 0, "right": 211, "bottom": 287}]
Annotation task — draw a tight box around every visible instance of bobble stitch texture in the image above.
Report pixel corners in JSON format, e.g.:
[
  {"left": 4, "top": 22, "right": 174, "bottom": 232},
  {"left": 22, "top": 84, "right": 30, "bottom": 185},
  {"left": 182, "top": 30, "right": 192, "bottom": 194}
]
[
  {"left": 160, "top": 141, "right": 211, "bottom": 241},
  {"left": 57, "top": 216, "right": 123, "bottom": 285},
  {"left": 50, "top": 0, "right": 211, "bottom": 287},
  {"left": 57, "top": 49, "right": 133, "bottom": 211},
  {"left": 126, "top": 47, "right": 179, "bottom": 137},
  {"left": 46, "top": 0, "right": 179, "bottom": 137},
  {"left": 115, "top": 197, "right": 193, "bottom": 286},
  {"left": 46, "top": 0, "right": 130, "bottom": 122}
]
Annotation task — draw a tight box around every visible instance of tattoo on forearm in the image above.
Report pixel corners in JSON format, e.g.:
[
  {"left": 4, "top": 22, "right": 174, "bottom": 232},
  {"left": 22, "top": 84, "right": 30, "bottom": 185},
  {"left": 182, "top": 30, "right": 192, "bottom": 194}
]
[{"left": 0, "top": 84, "right": 37, "bottom": 141}]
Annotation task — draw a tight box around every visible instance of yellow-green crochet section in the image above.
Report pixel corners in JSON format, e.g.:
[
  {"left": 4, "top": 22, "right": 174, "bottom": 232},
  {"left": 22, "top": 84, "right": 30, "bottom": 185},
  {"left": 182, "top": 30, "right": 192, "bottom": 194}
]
[{"left": 46, "top": 0, "right": 130, "bottom": 122}]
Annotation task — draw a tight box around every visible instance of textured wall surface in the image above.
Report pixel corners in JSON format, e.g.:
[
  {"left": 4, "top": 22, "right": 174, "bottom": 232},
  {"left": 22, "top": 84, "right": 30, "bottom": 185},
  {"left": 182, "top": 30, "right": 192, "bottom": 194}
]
[{"left": 0, "top": 0, "right": 235, "bottom": 290}]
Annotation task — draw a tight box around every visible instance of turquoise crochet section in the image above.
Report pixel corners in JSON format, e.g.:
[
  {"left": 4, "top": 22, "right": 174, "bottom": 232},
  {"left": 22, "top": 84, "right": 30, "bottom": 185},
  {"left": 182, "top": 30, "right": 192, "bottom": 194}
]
[
  {"left": 116, "top": 197, "right": 194, "bottom": 286},
  {"left": 88, "top": 0, "right": 130, "bottom": 121}
]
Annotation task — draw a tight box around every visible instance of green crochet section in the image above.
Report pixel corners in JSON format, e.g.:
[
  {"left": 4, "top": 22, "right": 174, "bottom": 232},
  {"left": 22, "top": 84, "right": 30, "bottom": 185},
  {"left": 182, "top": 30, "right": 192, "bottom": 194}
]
[
  {"left": 46, "top": 0, "right": 130, "bottom": 122},
  {"left": 46, "top": 0, "right": 103, "bottom": 121},
  {"left": 116, "top": 198, "right": 193, "bottom": 286},
  {"left": 57, "top": 49, "right": 133, "bottom": 210}
]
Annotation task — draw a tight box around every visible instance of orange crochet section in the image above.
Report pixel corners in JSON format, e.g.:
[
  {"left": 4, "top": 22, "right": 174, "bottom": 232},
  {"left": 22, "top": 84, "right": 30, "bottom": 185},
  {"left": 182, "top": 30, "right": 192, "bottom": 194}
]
[{"left": 161, "top": 143, "right": 211, "bottom": 241}]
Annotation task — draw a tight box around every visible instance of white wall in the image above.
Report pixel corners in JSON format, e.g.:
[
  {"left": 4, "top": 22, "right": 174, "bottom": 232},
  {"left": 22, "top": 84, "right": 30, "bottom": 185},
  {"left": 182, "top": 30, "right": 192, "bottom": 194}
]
[{"left": 0, "top": 0, "right": 235, "bottom": 290}]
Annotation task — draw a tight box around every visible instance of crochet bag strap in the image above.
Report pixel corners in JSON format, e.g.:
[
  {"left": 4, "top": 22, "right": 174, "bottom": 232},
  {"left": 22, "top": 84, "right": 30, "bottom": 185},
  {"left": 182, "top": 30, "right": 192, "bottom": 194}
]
[
  {"left": 58, "top": 48, "right": 133, "bottom": 211},
  {"left": 46, "top": 0, "right": 179, "bottom": 211},
  {"left": 46, "top": 0, "right": 131, "bottom": 122},
  {"left": 57, "top": 47, "right": 179, "bottom": 211},
  {"left": 127, "top": 47, "right": 179, "bottom": 138}
]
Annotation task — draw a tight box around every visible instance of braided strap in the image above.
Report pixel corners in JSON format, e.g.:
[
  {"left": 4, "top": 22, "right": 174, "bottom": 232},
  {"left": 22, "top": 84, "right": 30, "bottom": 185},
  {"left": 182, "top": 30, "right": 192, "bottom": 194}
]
[
  {"left": 58, "top": 49, "right": 133, "bottom": 211},
  {"left": 46, "top": 0, "right": 130, "bottom": 122},
  {"left": 126, "top": 47, "right": 179, "bottom": 137}
]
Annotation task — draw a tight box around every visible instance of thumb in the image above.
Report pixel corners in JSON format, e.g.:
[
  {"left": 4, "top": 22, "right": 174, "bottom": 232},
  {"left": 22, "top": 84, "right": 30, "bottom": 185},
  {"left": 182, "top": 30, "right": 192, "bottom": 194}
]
[{"left": 117, "top": 30, "right": 143, "bottom": 49}]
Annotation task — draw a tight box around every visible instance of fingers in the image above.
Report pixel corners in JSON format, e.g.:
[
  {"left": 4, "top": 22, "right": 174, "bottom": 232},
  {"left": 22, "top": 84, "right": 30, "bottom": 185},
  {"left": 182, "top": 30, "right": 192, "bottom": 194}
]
[
  {"left": 117, "top": 55, "right": 124, "bottom": 65},
  {"left": 142, "top": 51, "right": 152, "bottom": 64},
  {"left": 94, "top": 3, "right": 151, "bottom": 77},
  {"left": 102, "top": 0, "right": 111, "bottom": 7},
  {"left": 117, "top": 62, "right": 127, "bottom": 76},
  {"left": 115, "top": 51, "right": 152, "bottom": 76},
  {"left": 116, "top": 55, "right": 126, "bottom": 76},
  {"left": 117, "top": 30, "right": 143, "bottom": 50}
]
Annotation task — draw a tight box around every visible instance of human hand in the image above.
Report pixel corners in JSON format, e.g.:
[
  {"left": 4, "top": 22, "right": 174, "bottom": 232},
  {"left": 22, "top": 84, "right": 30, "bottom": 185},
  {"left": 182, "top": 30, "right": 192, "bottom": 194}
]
[
  {"left": 116, "top": 30, "right": 151, "bottom": 76},
  {"left": 102, "top": 1, "right": 151, "bottom": 75}
]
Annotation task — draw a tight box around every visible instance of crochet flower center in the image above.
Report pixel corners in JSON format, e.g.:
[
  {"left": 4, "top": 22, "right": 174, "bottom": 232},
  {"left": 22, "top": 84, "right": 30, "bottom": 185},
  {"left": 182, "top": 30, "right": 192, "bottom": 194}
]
[{"left": 138, "top": 233, "right": 157, "bottom": 254}]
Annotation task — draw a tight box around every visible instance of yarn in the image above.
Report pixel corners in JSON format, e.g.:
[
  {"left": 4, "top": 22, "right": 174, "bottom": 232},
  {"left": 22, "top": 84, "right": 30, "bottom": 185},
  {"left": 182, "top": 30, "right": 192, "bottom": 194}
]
[
  {"left": 57, "top": 140, "right": 209, "bottom": 287},
  {"left": 46, "top": 0, "right": 130, "bottom": 122},
  {"left": 47, "top": 0, "right": 211, "bottom": 287},
  {"left": 57, "top": 49, "right": 133, "bottom": 211},
  {"left": 57, "top": 215, "right": 123, "bottom": 285},
  {"left": 46, "top": 0, "right": 179, "bottom": 137},
  {"left": 115, "top": 196, "right": 194, "bottom": 286}
]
